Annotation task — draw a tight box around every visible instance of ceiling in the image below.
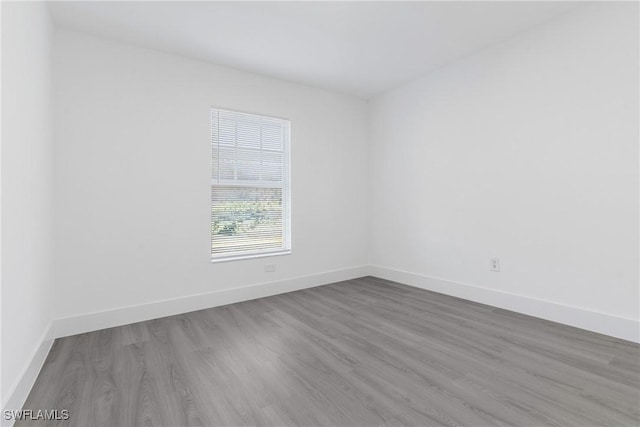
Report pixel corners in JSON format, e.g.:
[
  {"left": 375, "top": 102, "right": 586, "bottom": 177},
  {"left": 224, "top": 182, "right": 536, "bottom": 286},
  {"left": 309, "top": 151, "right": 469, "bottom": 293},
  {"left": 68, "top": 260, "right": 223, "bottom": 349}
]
[{"left": 49, "top": 1, "right": 581, "bottom": 99}]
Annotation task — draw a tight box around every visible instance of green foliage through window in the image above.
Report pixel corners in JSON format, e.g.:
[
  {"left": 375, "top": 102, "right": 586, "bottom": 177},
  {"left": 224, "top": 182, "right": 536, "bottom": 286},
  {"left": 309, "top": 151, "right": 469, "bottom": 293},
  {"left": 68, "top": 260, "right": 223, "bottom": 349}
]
[{"left": 211, "top": 186, "right": 283, "bottom": 254}]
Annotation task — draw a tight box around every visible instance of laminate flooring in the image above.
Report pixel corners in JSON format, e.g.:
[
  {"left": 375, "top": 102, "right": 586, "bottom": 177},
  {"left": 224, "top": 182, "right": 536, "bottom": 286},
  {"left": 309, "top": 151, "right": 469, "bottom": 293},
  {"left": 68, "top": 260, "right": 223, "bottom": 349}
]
[{"left": 18, "top": 277, "right": 640, "bottom": 426}]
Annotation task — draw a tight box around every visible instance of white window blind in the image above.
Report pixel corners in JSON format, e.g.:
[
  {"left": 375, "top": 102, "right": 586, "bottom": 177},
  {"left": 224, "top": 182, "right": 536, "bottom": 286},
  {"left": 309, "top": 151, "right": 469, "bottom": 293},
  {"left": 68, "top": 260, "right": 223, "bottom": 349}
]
[{"left": 211, "top": 108, "right": 291, "bottom": 261}]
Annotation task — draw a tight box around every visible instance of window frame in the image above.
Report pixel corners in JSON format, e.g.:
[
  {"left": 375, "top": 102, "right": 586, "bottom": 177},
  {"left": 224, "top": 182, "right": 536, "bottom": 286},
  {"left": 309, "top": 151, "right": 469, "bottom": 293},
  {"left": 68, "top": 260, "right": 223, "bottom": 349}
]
[{"left": 210, "top": 107, "right": 292, "bottom": 263}]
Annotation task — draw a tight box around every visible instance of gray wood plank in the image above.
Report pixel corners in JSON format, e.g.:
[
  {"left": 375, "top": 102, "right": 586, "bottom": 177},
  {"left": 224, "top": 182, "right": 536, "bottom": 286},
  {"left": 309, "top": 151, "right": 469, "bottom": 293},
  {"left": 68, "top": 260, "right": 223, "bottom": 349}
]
[{"left": 16, "top": 277, "right": 640, "bottom": 426}]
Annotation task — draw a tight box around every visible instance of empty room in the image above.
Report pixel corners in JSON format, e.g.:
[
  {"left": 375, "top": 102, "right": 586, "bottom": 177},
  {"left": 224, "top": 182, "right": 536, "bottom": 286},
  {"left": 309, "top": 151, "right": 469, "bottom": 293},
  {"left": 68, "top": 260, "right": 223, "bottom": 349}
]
[{"left": 2, "top": 1, "right": 639, "bottom": 426}]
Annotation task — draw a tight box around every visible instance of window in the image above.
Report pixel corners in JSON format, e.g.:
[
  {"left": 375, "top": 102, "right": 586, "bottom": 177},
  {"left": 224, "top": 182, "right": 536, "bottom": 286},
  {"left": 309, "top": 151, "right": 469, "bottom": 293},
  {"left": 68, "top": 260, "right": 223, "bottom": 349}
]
[{"left": 211, "top": 108, "right": 291, "bottom": 261}]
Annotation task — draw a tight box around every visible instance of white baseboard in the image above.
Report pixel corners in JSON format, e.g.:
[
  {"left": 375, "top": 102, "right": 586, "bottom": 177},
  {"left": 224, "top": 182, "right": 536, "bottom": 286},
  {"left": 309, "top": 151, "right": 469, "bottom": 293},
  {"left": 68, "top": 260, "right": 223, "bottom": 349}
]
[
  {"left": 4, "top": 263, "right": 637, "bottom": 424},
  {"left": 368, "top": 265, "right": 640, "bottom": 344},
  {"left": 1, "top": 265, "right": 367, "bottom": 422},
  {"left": 51, "top": 265, "right": 369, "bottom": 339},
  {"left": 1, "top": 322, "right": 54, "bottom": 427}
]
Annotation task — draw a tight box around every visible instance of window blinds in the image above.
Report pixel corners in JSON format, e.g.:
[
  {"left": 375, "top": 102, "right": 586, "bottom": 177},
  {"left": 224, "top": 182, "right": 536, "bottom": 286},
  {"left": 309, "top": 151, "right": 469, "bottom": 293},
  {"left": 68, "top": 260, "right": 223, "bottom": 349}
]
[{"left": 211, "top": 109, "right": 290, "bottom": 259}]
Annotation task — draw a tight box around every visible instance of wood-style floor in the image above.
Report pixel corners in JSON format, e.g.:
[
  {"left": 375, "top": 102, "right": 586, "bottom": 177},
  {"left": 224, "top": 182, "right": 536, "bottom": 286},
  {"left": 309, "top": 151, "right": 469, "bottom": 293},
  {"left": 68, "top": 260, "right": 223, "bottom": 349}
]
[{"left": 19, "top": 277, "right": 640, "bottom": 427}]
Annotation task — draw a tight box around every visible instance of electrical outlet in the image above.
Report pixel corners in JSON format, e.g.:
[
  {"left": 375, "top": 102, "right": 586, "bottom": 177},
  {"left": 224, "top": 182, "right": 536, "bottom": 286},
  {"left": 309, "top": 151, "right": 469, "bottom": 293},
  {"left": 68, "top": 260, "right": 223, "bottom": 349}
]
[
  {"left": 490, "top": 257, "right": 500, "bottom": 272},
  {"left": 264, "top": 264, "right": 276, "bottom": 273}
]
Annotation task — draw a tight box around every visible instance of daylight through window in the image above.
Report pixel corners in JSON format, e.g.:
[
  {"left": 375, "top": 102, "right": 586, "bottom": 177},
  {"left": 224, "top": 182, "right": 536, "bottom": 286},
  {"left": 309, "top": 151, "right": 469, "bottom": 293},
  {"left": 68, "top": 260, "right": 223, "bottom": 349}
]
[{"left": 211, "top": 108, "right": 291, "bottom": 261}]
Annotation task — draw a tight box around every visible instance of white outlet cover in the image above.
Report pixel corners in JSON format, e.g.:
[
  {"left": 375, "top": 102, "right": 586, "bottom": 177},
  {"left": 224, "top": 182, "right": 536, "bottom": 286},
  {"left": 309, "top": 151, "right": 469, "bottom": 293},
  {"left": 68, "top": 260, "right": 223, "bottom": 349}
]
[{"left": 490, "top": 257, "right": 500, "bottom": 272}]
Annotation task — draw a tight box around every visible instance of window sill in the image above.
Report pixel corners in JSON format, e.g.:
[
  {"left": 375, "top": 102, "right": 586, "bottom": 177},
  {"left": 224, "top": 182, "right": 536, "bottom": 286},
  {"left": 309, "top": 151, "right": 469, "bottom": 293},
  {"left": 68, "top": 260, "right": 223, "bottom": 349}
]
[{"left": 210, "top": 249, "right": 292, "bottom": 263}]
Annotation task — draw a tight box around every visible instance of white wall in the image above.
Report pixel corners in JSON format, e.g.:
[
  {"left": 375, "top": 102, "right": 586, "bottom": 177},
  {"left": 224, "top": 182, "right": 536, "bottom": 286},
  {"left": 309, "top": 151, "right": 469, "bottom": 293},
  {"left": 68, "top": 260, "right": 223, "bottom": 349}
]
[
  {"left": 53, "top": 30, "right": 368, "bottom": 323},
  {"left": 369, "top": 3, "right": 639, "bottom": 339},
  {"left": 1, "top": 1, "right": 54, "bottom": 410}
]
